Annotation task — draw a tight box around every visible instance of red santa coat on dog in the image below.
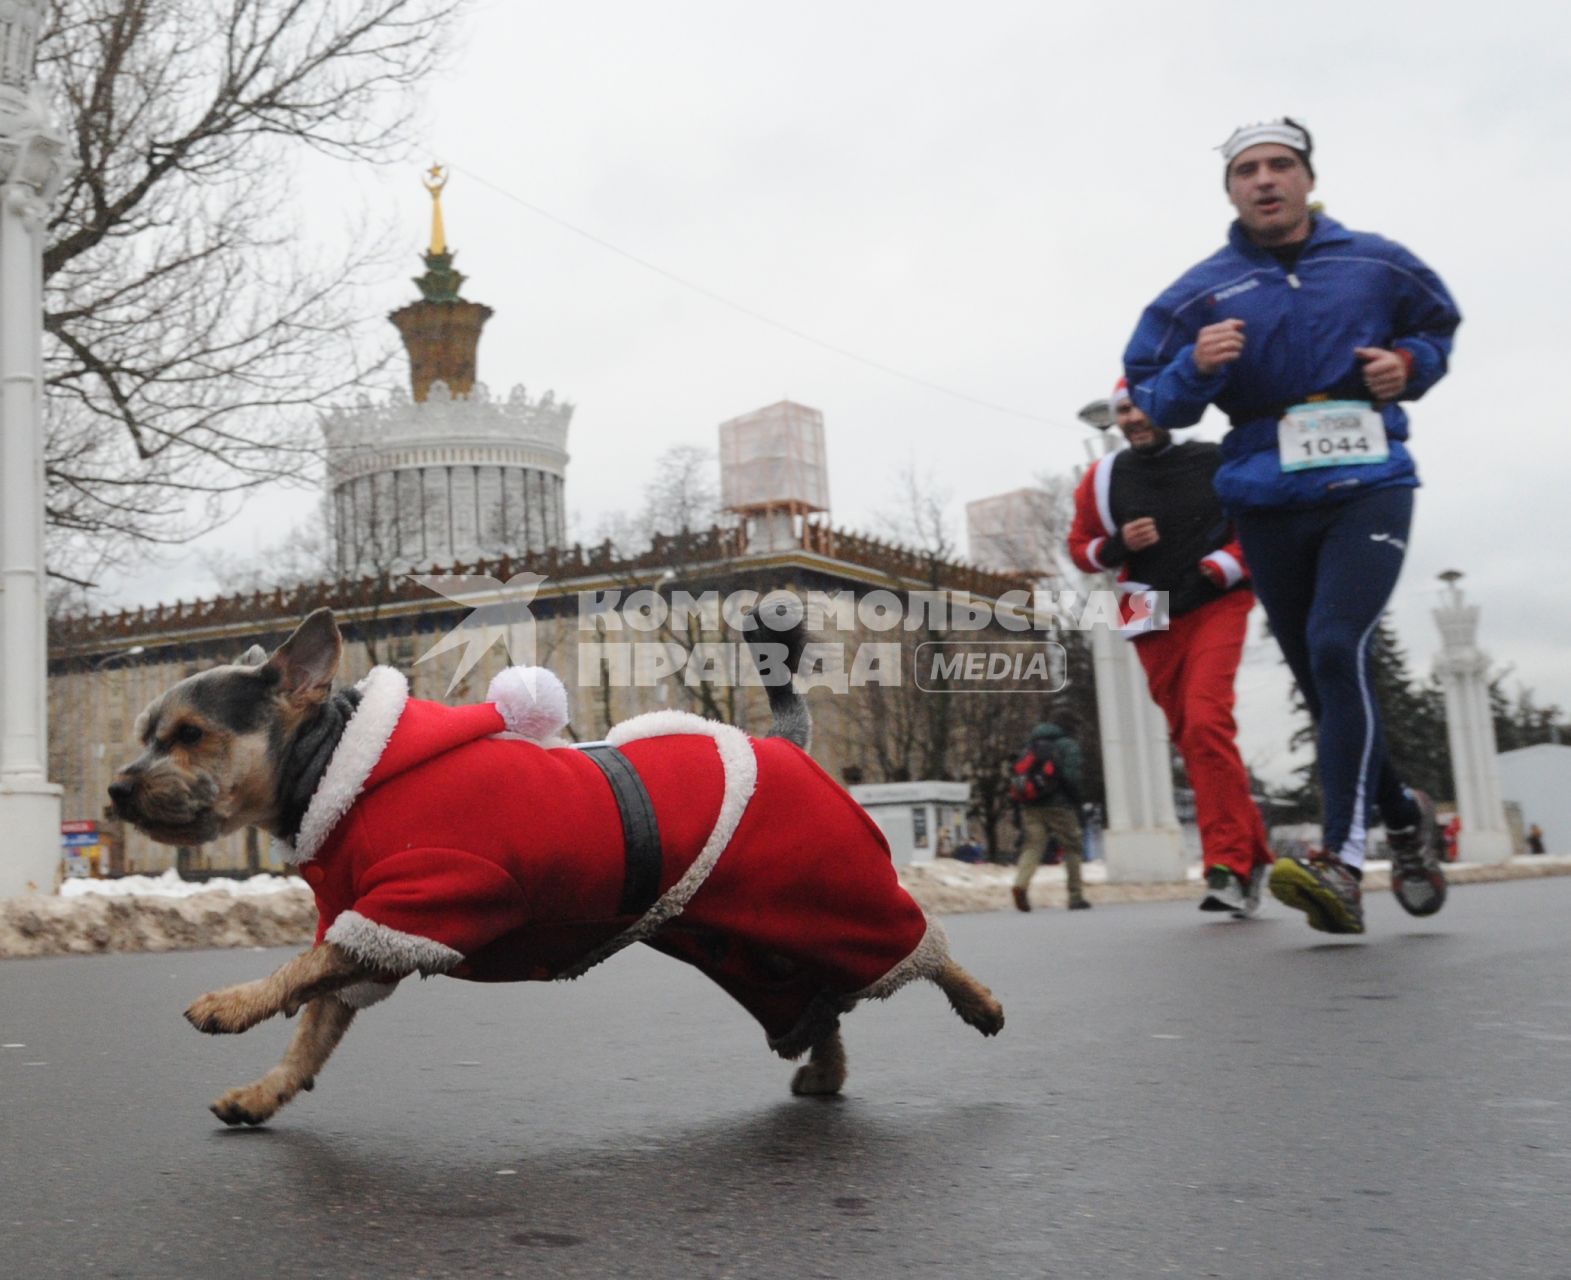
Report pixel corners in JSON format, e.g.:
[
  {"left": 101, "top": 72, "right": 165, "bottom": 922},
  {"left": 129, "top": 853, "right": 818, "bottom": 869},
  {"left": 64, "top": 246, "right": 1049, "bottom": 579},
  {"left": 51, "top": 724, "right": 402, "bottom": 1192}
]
[{"left": 280, "top": 667, "right": 939, "bottom": 1054}]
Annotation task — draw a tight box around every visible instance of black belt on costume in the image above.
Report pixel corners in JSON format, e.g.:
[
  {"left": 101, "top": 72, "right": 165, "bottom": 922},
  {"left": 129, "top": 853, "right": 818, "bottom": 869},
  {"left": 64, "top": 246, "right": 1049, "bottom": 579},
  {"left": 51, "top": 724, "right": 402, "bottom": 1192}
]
[{"left": 574, "top": 742, "right": 663, "bottom": 917}]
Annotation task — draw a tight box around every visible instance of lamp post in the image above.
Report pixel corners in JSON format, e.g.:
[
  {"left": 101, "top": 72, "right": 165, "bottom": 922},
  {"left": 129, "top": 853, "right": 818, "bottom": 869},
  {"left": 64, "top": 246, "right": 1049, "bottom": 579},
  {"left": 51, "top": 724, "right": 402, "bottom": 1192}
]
[
  {"left": 1432, "top": 570, "right": 1513, "bottom": 863},
  {"left": 1071, "top": 398, "right": 1185, "bottom": 882},
  {"left": 0, "top": 1, "right": 75, "bottom": 897}
]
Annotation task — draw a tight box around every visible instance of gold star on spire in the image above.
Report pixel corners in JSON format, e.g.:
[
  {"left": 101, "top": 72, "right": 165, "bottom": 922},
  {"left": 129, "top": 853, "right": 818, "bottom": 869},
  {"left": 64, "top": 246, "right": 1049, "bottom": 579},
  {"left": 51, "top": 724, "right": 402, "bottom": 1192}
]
[{"left": 423, "top": 163, "right": 449, "bottom": 255}]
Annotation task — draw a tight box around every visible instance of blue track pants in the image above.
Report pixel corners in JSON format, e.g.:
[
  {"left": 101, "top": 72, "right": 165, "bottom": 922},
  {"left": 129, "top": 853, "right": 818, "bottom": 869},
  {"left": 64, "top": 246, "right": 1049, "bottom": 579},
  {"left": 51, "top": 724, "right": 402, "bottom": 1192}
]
[{"left": 1235, "top": 486, "right": 1420, "bottom": 867}]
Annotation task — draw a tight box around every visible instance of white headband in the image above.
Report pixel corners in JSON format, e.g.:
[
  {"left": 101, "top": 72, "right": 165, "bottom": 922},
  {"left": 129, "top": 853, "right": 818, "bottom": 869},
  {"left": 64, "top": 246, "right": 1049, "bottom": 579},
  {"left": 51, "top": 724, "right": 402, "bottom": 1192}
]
[{"left": 1218, "top": 120, "right": 1309, "bottom": 165}]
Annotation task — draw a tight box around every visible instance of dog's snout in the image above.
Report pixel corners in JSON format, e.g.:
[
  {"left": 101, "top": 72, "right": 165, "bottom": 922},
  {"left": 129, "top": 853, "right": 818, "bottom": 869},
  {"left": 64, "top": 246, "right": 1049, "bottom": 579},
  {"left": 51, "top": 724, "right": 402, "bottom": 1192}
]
[{"left": 107, "top": 778, "right": 135, "bottom": 810}]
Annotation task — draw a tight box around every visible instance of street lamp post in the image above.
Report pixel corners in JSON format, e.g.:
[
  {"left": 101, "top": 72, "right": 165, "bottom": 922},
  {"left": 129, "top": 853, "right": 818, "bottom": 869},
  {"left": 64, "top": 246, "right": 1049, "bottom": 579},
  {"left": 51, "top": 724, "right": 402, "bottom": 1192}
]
[
  {"left": 0, "top": 2, "right": 75, "bottom": 896},
  {"left": 1072, "top": 398, "right": 1185, "bottom": 883}
]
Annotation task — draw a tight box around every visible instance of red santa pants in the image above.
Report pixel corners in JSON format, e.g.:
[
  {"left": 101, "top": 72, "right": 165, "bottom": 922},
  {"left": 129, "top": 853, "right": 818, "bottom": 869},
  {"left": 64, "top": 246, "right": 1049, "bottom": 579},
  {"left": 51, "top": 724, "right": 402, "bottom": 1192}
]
[{"left": 1134, "top": 588, "right": 1270, "bottom": 880}]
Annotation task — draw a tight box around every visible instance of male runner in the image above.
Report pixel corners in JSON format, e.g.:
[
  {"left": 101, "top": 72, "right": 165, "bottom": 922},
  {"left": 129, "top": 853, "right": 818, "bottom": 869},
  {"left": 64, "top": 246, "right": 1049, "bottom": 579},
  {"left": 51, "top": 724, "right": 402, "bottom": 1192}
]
[
  {"left": 1123, "top": 118, "right": 1460, "bottom": 934},
  {"left": 1069, "top": 379, "right": 1271, "bottom": 917}
]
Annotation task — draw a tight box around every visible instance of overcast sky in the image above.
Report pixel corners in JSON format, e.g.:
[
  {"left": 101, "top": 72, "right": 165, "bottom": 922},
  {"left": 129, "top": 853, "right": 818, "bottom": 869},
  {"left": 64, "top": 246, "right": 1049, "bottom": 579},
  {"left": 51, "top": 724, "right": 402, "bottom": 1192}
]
[{"left": 106, "top": 0, "right": 1571, "bottom": 784}]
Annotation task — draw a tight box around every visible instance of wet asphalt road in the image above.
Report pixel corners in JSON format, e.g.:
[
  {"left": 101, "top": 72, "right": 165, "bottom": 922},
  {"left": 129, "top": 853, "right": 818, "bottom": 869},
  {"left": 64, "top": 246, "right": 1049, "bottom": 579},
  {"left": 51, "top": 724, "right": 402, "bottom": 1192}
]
[{"left": 3, "top": 877, "right": 1569, "bottom": 1280}]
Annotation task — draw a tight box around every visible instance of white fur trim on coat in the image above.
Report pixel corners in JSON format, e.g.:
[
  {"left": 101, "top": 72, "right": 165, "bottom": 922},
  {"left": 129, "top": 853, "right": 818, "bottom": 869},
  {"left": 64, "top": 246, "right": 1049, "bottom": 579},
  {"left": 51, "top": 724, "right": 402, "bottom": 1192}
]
[
  {"left": 279, "top": 666, "right": 409, "bottom": 866},
  {"left": 1093, "top": 453, "right": 1116, "bottom": 537},
  {"left": 851, "top": 917, "right": 951, "bottom": 1001},
  {"left": 324, "top": 910, "right": 462, "bottom": 977},
  {"left": 556, "top": 710, "right": 759, "bottom": 979},
  {"left": 766, "top": 918, "right": 951, "bottom": 1058},
  {"left": 1200, "top": 549, "right": 1245, "bottom": 588},
  {"left": 487, "top": 665, "right": 569, "bottom": 741}
]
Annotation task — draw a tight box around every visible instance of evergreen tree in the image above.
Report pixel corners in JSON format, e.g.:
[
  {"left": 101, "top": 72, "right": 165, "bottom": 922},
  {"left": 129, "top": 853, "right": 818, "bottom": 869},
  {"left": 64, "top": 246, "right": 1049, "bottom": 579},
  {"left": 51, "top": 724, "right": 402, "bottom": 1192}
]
[
  {"left": 1366, "top": 617, "right": 1452, "bottom": 801},
  {"left": 1488, "top": 677, "right": 1571, "bottom": 752},
  {"left": 1276, "top": 613, "right": 1453, "bottom": 819}
]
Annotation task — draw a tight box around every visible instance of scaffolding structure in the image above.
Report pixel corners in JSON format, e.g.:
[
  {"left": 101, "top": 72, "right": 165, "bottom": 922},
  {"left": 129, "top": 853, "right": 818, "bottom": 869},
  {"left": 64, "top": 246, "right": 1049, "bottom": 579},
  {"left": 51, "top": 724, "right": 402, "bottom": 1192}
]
[
  {"left": 719, "top": 401, "right": 831, "bottom": 551},
  {"left": 720, "top": 401, "right": 830, "bottom": 514}
]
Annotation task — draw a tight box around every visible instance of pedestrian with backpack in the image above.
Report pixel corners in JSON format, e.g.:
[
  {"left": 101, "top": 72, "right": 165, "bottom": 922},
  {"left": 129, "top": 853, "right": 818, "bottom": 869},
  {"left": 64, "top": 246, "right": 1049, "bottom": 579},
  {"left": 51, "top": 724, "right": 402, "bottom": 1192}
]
[{"left": 1010, "top": 717, "right": 1092, "bottom": 912}]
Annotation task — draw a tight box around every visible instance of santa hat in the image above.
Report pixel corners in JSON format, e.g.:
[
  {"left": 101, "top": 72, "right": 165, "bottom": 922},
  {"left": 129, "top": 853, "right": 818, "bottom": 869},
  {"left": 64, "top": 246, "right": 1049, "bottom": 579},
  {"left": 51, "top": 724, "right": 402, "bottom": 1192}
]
[
  {"left": 1110, "top": 377, "right": 1131, "bottom": 409},
  {"left": 486, "top": 665, "right": 569, "bottom": 741}
]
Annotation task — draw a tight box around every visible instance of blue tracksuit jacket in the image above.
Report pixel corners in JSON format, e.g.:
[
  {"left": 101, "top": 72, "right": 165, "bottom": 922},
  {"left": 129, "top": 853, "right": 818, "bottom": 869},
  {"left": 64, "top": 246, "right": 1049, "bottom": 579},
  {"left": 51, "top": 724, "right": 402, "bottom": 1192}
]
[{"left": 1122, "top": 215, "right": 1461, "bottom": 513}]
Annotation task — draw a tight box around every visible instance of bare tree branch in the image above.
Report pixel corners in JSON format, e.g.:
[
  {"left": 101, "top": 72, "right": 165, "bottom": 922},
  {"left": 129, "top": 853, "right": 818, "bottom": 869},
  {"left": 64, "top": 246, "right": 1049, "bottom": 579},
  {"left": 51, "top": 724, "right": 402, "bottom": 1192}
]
[{"left": 36, "top": 0, "right": 469, "bottom": 582}]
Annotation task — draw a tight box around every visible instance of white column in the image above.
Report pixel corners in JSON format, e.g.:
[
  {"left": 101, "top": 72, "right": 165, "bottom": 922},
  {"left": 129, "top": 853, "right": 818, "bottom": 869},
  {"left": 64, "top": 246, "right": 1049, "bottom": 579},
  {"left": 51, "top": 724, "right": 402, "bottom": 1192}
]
[
  {"left": 1090, "top": 617, "right": 1186, "bottom": 881},
  {"left": 1078, "top": 435, "right": 1184, "bottom": 883},
  {"left": 0, "top": 3, "right": 74, "bottom": 897},
  {"left": 1432, "top": 573, "right": 1512, "bottom": 864}
]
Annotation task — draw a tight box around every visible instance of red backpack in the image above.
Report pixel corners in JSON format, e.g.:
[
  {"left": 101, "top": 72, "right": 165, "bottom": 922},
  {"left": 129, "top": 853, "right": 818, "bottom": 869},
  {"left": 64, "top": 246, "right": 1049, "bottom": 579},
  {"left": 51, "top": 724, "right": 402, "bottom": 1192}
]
[{"left": 1009, "top": 743, "right": 1059, "bottom": 805}]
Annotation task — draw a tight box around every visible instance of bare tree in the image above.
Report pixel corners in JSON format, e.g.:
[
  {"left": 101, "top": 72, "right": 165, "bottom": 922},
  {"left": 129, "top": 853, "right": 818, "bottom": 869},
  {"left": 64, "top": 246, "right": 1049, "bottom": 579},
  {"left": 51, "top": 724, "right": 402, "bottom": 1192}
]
[
  {"left": 201, "top": 488, "right": 432, "bottom": 666},
  {"left": 862, "top": 464, "right": 962, "bottom": 780},
  {"left": 874, "top": 462, "right": 958, "bottom": 578},
  {"left": 640, "top": 443, "right": 722, "bottom": 541},
  {"left": 37, "top": 0, "right": 469, "bottom": 583},
  {"left": 838, "top": 463, "right": 1105, "bottom": 852},
  {"left": 199, "top": 518, "right": 330, "bottom": 598},
  {"left": 947, "top": 649, "right": 1045, "bottom": 859},
  {"left": 981, "top": 473, "right": 1079, "bottom": 581},
  {"left": 588, "top": 444, "right": 757, "bottom": 731},
  {"left": 597, "top": 443, "right": 723, "bottom": 555}
]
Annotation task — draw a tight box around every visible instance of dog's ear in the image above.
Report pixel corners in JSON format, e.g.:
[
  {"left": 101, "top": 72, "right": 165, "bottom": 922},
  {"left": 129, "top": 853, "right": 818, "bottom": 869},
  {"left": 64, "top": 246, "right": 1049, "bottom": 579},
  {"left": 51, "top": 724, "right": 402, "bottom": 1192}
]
[
  {"left": 265, "top": 609, "right": 342, "bottom": 705},
  {"left": 236, "top": 644, "right": 268, "bottom": 668}
]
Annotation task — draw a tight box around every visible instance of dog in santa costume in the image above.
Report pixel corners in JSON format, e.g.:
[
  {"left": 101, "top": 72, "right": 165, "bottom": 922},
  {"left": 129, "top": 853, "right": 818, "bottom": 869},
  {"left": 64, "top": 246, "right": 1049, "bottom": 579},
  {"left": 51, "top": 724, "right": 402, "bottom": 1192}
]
[{"left": 110, "top": 608, "right": 1005, "bottom": 1126}]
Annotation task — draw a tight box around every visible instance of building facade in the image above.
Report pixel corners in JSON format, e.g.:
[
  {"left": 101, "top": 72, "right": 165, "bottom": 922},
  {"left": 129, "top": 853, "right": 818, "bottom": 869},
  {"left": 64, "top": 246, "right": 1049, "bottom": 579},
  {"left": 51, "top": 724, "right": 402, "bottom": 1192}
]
[
  {"left": 323, "top": 381, "right": 570, "bottom": 574},
  {"left": 51, "top": 526, "right": 1032, "bottom": 877}
]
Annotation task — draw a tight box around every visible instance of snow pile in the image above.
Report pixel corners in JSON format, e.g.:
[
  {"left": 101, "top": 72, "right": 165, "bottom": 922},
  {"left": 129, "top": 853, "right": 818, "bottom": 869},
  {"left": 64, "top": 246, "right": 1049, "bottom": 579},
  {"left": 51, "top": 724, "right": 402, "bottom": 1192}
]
[
  {"left": 2, "top": 872, "right": 315, "bottom": 959},
  {"left": 60, "top": 869, "right": 306, "bottom": 899},
  {"left": 897, "top": 857, "right": 1204, "bottom": 914},
  {"left": 0, "top": 862, "right": 1202, "bottom": 958}
]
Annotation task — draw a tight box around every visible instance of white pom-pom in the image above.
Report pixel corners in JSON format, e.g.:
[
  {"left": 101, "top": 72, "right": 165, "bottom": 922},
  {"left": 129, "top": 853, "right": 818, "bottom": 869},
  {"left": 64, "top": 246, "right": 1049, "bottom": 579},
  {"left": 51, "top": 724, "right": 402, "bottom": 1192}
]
[{"left": 487, "top": 666, "right": 569, "bottom": 741}]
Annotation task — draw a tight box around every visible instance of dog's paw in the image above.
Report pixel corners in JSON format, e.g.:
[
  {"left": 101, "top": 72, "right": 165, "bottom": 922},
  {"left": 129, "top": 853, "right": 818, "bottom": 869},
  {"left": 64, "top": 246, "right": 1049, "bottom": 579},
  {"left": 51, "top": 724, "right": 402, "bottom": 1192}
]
[
  {"left": 790, "top": 1061, "right": 847, "bottom": 1097},
  {"left": 210, "top": 1082, "right": 280, "bottom": 1127},
  {"left": 949, "top": 990, "right": 1005, "bottom": 1037},
  {"left": 940, "top": 968, "right": 1006, "bottom": 1037},
  {"left": 184, "top": 984, "right": 272, "bottom": 1035},
  {"left": 971, "top": 1000, "right": 1005, "bottom": 1037}
]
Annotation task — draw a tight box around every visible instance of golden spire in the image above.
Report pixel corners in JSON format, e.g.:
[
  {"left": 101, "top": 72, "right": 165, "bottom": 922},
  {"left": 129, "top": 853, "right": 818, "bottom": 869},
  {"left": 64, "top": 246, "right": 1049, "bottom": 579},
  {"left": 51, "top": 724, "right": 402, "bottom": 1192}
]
[{"left": 423, "top": 163, "right": 449, "bottom": 255}]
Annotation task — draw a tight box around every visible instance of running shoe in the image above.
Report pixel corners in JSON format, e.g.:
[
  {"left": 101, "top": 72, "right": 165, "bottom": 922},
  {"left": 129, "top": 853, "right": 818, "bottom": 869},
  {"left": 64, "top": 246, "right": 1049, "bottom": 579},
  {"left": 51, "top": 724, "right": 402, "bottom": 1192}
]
[
  {"left": 1067, "top": 897, "right": 1094, "bottom": 911},
  {"left": 1199, "top": 865, "right": 1246, "bottom": 914},
  {"left": 1237, "top": 861, "right": 1270, "bottom": 919},
  {"left": 1268, "top": 853, "right": 1365, "bottom": 935},
  {"left": 1387, "top": 789, "right": 1448, "bottom": 917}
]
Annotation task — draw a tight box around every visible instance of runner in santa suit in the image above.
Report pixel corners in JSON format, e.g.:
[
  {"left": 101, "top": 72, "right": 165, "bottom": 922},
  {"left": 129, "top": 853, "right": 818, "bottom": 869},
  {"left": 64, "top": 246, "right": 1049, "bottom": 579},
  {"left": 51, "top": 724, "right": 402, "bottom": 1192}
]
[
  {"left": 1122, "top": 117, "right": 1461, "bottom": 933},
  {"left": 1068, "top": 378, "right": 1271, "bottom": 917}
]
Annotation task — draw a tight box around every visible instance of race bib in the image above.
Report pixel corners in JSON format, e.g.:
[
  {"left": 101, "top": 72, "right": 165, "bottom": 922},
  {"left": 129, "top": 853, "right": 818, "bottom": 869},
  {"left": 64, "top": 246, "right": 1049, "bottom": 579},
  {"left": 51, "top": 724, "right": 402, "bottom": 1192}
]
[{"left": 1278, "top": 401, "right": 1389, "bottom": 472}]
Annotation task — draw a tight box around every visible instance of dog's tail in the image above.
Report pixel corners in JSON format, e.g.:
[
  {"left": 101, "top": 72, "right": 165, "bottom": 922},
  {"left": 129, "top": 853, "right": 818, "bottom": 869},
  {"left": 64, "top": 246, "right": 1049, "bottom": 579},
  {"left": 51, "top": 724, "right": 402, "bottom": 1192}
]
[{"left": 745, "top": 593, "right": 811, "bottom": 750}]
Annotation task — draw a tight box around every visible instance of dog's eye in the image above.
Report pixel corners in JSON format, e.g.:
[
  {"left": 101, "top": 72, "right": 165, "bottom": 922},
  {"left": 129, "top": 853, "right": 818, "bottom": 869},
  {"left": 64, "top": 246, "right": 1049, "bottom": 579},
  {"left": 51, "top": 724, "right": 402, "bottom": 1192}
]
[{"left": 175, "top": 723, "right": 204, "bottom": 747}]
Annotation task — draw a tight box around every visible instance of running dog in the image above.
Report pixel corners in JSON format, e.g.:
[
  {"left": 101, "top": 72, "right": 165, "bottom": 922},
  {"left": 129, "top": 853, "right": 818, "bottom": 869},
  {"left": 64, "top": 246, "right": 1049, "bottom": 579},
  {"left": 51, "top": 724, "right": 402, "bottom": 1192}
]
[{"left": 109, "top": 606, "right": 1004, "bottom": 1126}]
